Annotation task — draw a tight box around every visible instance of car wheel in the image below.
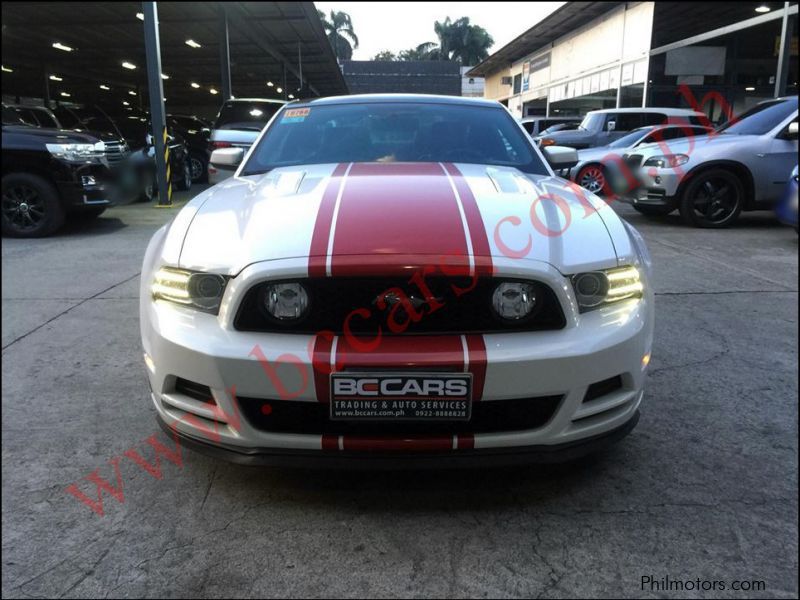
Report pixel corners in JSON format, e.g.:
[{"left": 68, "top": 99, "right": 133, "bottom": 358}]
[
  {"left": 576, "top": 164, "right": 607, "bottom": 195},
  {"left": 633, "top": 204, "right": 674, "bottom": 217},
  {"left": 176, "top": 162, "right": 192, "bottom": 191},
  {"left": 189, "top": 153, "right": 207, "bottom": 183},
  {"left": 1, "top": 173, "right": 65, "bottom": 238},
  {"left": 679, "top": 169, "right": 744, "bottom": 228}
]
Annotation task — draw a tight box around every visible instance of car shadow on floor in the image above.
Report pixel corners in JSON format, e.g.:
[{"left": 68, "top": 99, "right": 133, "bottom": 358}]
[{"left": 57, "top": 214, "right": 129, "bottom": 237}]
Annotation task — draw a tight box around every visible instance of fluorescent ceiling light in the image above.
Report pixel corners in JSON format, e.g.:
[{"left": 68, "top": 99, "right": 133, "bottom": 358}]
[
  {"left": 288, "top": 94, "right": 295, "bottom": 99},
  {"left": 267, "top": 81, "right": 274, "bottom": 87},
  {"left": 99, "top": 84, "right": 110, "bottom": 90},
  {"left": 190, "top": 82, "right": 200, "bottom": 88},
  {"left": 755, "top": 5, "right": 771, "bottom": 13},
  {"left": 185, "top": 39, "right": 201, "bottom": 48},
  {"left": 161, "top": 73, "right": 169, "bottom": 80},
  {"left": 52, "top": 42, "right": 74, "bottom": 52},
  {"left": 128, "top": 90, "right": 137, "bottom": 96},
  {"left": 60, "top": 92, "right": 71, "bottom": 97},
  {"left": 49, "top": 74, "right": 63, "bottom": 81},
  {"left": 249, "top": 109, "right": 263, "bottom": 117},
  {"left": 122, "top": 61, "right": 137, "bottom": 70},
  {"left": 276, "top": 87, "right": 283, "bottom": 93},
  {"left": 745, "top": 87, "right": 756, "bottom": 91},
  {"left": 209, "top": 88, "right": 218, "bottom": 95},
  {"left": 122, "top": 101, "right": 130, "bottom": 106},
  {"left": 136, "top": 12, "right": 144, "bottom": 20},
  {"left": 2, "top": 65, "right": 13, "bottom": 72}
]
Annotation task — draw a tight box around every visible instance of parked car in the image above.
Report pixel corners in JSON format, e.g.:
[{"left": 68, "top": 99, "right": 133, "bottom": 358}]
[
  {"left": 535, "top": 107, "right": 707, "bottom": 150},
  {"left": 775, "top": 165, "right": 798, "bottom": 231},
  {"left": 141, "top": 94, "right": 654, "bottom": 466},
  {"left": 624, "top": 96, "right": 798, "bottom": 227},
  {"left": 2, "top": 107, "right": 128, "bottom": 237},
  {"left": 520, "top": 116, "right": 581, "bottom": 137},
  {"left": 539, "top": 122, "right": 581, "bottom": 136},
  {"left": 569, "top": 124, "right": 713, "bottom": 194},
  {"left": 55, "top": 105, "right": 192, "bottom": 200},
  {"left": 168, "top": 114, "right": 211, "bottom": 183},
  {"left": 8, "top": 104, "right": 62, "bottom": 129},
  {"left": 208, "top": 98, "right": 285, "bottom": 184}
]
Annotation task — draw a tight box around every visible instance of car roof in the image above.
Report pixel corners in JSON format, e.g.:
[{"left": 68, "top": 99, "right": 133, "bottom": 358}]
[
  {"left": 223, "top": 98, "right": 286, "bottom": 104},
  {"left": 586, "top": 107, "right": 705, "bottom": 116},
  {"left": 291, "top": 93, "right": 503, "bottom": 109}
]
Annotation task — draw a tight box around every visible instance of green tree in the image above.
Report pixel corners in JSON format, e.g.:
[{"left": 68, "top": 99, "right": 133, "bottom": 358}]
[
  {"left": 433, "top": 17, "right": 494, "bottom": 65},
  {"left": 372, "top": 50, "right": 397, "bottom": 61},
  {"left": 398, "top": 42, "right": 440, "bottom": 61},
  {"left": 318, "top": 10, "right": 359, "bottom": 61}
]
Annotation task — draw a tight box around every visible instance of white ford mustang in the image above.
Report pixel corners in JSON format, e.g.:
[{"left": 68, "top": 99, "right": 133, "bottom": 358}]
[{"left": 140, "top": 94, "right": 654, "bottom": 467}]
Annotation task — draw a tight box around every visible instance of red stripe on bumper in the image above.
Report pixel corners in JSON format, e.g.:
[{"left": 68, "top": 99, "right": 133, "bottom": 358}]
[
  {"left": 341, "top": 436, "right": 454, "bottom": 453},
  {"left": 465, "top": 334, "right": 487, "bottom": 401}
]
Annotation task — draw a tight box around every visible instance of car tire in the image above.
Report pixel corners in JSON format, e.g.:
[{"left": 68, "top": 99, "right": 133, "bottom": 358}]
[
  {"left": 679, "top": 169, "right": 744, "bottom": 228},
  {"left": 175, "top": 162, "right": 192, "bottom": 191},
  {"left": 189, "top": 153, "right": 207, "bottom": 183},
  {"left": 1, "top": 172, "right": 65, "bottom": 238},
  {"left": 576, "top": 164, "right": 608, "bottom": 195},
  {"left": 633, "top": 204, "right": 674, "bottom": 217}
]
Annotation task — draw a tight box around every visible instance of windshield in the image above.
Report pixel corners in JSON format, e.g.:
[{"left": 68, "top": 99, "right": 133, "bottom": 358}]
[
  {"left": 541, "top": 122, "right": 579, "bottom": 135},
  {"left": 241, "top": 102, "right": 548, "bottom": 176},
  {"left": 214, "top": 100, "right": 284, "bottom": 131},
  {"left": 608, "top": 128, "right": 652, "bottom": 149},
  {"left": 579, "top": 112, "right": 604, "bottom": 131},
  {"left": 717, "top": 98, "right": 798, "bottom": 135},
  {"left": 2, "top": 106, "right": 28, "bottom": 125}
]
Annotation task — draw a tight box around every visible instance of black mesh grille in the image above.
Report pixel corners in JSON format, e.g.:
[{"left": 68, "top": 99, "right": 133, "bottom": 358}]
[
  {"left": 238, "top": 395, "right": 562, "bottom": 436},
  {"left": 234, "top": 277, "right": 566, "bottom": 335}
]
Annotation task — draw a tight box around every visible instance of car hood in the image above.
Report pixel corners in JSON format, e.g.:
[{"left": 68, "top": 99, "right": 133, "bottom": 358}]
[
  {"left": 634, "top": 133, "right": 758, "bottom": 157},
  {"left": 174, "top": 162, "right": 621, "bottom": 276},
  {"left": 577, "top": 146, "right": 620, "bottom": 163},
  {"left": 2, "top": 125, "right": 101, "bottom": 144}
]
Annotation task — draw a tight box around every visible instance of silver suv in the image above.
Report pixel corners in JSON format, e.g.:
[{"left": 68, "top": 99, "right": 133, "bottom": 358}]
[
  {"left": 208, "top": 98, "right": 285, "bottom": 184},
  {"left": 624, "top": 97, "right": 798, "bottom": 227},
  {"left": 536, "top": 107, "right": 706, "bottom": 149}
]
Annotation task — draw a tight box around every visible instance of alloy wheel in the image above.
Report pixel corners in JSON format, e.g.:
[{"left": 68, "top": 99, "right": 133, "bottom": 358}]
[
  {"left": 189, "top": 157, "right": 204, "bottom": 181},
  {"left": 2, "top": 184, "right": 46, "bottom": 233},
  {"left": 578, "top": 166, "right": 606, "bottom": 194},
  {"left": 691, "top": 177, "right": 739, "bottom": 224}
]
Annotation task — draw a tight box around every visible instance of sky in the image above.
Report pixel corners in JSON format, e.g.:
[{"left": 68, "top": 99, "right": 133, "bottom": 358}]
[{"left": 314, "top": 2, "right": 565, "bottom": 63}]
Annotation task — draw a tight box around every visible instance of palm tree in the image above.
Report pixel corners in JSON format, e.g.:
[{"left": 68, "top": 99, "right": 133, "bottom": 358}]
[
  {"left": 318, "top": 10, "right": 359, "bottom": 61},
  {"left": 433, "top": 17, "right": 494, "bottom": 65},
  {"left": 372, "top": 50, "right": 397, "bottom": 61},
  {"left": 398, "top": 42, "right": 440, "bottom": 61}
]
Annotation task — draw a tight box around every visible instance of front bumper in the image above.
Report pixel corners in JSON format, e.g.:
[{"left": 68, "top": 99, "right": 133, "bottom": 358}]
[
  {"left": 621, "top": 167, "right": 682, "bottom": 208},
  {"left": 141, "top": 257, "right": 654, "bottom": 465}
]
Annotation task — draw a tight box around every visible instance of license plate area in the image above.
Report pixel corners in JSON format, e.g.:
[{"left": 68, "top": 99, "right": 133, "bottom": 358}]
[{"left": 330, "top": 372, "right": 472, "bottom": 421}]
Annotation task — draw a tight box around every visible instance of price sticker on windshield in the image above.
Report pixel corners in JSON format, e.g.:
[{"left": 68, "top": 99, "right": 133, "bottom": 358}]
[{"left": 282, "top": 108, "right": 311, "bottom": 123}]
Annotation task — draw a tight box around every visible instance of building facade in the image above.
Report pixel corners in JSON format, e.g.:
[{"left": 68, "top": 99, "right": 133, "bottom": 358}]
[{"left": 469, "top": 1, "right": 798, "bottom": 122}]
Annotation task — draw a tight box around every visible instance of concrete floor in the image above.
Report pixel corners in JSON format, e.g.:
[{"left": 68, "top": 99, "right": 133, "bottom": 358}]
[{"left": 2, "top": 189, "right": 797, "bottom": 598}]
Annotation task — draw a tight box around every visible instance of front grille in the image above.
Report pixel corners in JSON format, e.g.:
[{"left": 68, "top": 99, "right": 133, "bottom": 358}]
[
  {"left": 234, "top": 277, "right": 566, "bottom": 335},
  {"left": 238, "top": 395, "right": 562, "bottom": 436},
  {"left": 103, "top": 140, "right": 129, "bottom": 164}
]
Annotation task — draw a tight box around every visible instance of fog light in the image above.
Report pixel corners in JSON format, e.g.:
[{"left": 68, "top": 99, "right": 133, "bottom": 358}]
[
  {"left": 491, "top": 282, "right": 537, "bottom": 320},
  {"left": 262, "top": 282, "right": 310, "bottom": 321},
  {"left": 654, "top": 176, "right": 662, "bottom": 184},
  {"left": 81, "top": 175, "right": 97, "bottom": 187}
]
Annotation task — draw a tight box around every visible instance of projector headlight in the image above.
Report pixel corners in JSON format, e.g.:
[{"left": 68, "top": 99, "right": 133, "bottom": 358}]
[
  {"left": 571, "top": 265, "right": 643, "bottom": 312},
  {"left": 491, "top": 281, "right": 538, "bottom": 321},
  {"left": 46, "top": 142, "right": 104, "bottom": 163},
  {"left": 152, "top": 268, "right": 228, "bottom": 313},
  {"left": 261, "top": 282, "right": 309, "bottom": 321},
  {"left": 643, "top": 154, "right": 689, "bottom": 169}
]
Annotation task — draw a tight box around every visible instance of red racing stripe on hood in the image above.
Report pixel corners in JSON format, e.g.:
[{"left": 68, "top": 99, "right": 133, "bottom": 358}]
[
  {"left": 309, "top": 163, "right": 350, "bottom": 278},
  {"left": 327, "top": 162, "right": 471, "bottom": 276},
  {"left": 443, "top": 163, "right": 494, "bottom": 276}
]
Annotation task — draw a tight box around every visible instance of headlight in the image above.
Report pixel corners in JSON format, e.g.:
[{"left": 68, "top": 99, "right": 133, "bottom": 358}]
[
  {"left": 571, "top": 265, "right": 643, "bottom": 312},
  {"left": 261, "top": 282, "right": 309, "bottom": 321},
  {"left": 491, "top": 282, "right": 538, "bottom": 321},
  {"left": 152, "top": 268, "right": 228, "bottom": 313},
  {"left": 46, "top": 142, "right": 104, "bottom": 163},
  {"left": 643, "top": 154, "right": 689, "bottom": 168}
]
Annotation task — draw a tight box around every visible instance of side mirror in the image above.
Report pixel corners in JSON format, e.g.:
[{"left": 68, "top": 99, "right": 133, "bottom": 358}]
[
  {"left": 542, "top": 145, "right": 579, "bottom": 171},
  {"left": 783, "top": 121, "right": 798, "bottom": 140},
  {"left": 210, "top": 147, "right": 245, "bottom": 168},
  {"left": 607, "top": 120, "right": 616, "bottom": 132}
]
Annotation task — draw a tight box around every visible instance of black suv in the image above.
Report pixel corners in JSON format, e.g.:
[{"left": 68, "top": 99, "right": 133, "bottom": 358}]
[{"left": 1, "top": 106, "right": 134, "bottom": 237}]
